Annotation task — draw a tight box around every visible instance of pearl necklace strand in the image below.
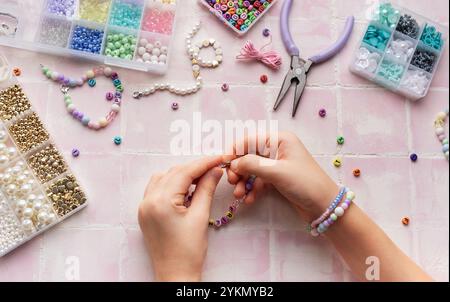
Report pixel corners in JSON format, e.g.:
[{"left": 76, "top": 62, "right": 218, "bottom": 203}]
[
  {"left": 434, "top": 109, "right": 449, "bottom": 160},
  {"left": 132, "top": 21, "right": 223, "bottom": 99}
]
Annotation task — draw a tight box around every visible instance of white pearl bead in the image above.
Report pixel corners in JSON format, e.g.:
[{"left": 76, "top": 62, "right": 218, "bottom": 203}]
[
  {"left": 139, "top": 38, "right": 148, "bottom": 47},
  {"left": 152, "top": 48, "right": 161, "bottom": 56},
  {"left": 7, "top": 147, "right": 16, "bottom": 158},
  {"left": 136, "top": 58, "right": 144, "bottom": 63},
  {"left": 37, "top": 211, "right": 48, "bottom": 223},
  {"left": 335, "top": 207, "right": 345, "bottom": 217},
  {"left": 161, "top": 46, "right": 168, "bottom": 54},
  {"left": 33, "top": 201, "right": 42, "bottom": 212},
  {"left": 142, "top": 52, "right": 151, "bottom": 61},
  {"left": 22, "top": 219, "right": 33, "bottom": 230},
  {"left": 0, "top": 155, "right": 8, "bottom": 165},
  {"left": 111, "top": 104, "right": 120, "bottom": 112},
  {"left": 47, "top": 213, "right": 56, "bottom": 224},
  {"left": 145, "top": 43, "right": 154, "bottom": 51},
  {"left": 27, "top": 194, "right": 37, "bottom": 203},
  {"left": 103, "top": 67, "right": 112, "bottom": 77},
  {"left": 16, "top": 199, "right": 27, "bottom": 209},
  {"left": 137, "top": 47, "right": 146, "bottom": 56},
  {"left": 23, "top": 207, "right": 33, "bottom": 218},
  {"left": 0, "top": 130, "right": 7, "bottom": 143}
]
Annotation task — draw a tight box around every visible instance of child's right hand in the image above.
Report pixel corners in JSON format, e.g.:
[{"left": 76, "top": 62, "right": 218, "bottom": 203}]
[{"left": 224, "top": 132, "right": 339, "bottom": 221}]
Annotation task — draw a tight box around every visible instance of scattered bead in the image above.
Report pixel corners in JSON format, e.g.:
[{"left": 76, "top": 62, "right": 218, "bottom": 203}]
[
  {"left": 353, "top": 169, "right": 361, "bottom": 177},
  {"left": 319, "top": 108, "right": 327, "bottom": 118},
  {"left": 171, "top": 102, "right": 179, "bottom": 111},
  {"left": 402, "top": 216, "right": 410, "bottom": 226},
  {"left": 114, "top": 136, "right": 122, "bottom": 145},
  {"left": 396, "top": 14, "right": 420, "bottom": 39},
  {"left": 263, "top": 28, "right": 270, "bottom": 37},
  {"left": 354, "top": 47, "right": 381, "bottom": 73},
  {"left": 410, "top": 153, "right": 418, "bottom": 162},
  {"left": 333, "top": 157, "right": 342, "bottom": 168},
  {"left": 363, "top": 25, "right": 391, "bottom": 51},
  {"left": 337, "top": 136, "right": 345, "bottom": 145},
  {"left": 12, "top": 68, "right": 21, "bottom": 76},
  {"left": 71, "top": 148, "right": 80, "bottom": 157},
  {"left": 221, "top": 83, "right": 229, "bottom": 92},
  {"left": 420, "top": 24, "right": 444, "bottom": 51},
  {"left": 260, "top": 74, "right": 268, "bottom": 83},
  {"left": 410, "top": 48, "right": 437, "bottom": 73}
]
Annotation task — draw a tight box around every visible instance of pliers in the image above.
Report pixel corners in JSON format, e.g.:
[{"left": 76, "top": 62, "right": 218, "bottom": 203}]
[{"left": 274, "top": 0, "right": 355, "bottom": 117}]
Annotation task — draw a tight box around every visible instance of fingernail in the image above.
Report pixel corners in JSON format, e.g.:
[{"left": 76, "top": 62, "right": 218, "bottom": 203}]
[
  {"left": 212, "top": 167, "right": 223, "bottom": 178},
  {"left": 230, "top": 159, "right": 239, "bottom": 172}
]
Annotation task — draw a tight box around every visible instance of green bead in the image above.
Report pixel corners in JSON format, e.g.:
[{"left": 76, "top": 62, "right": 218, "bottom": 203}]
[
  {"left": 112, "top": 34, "right": 119, "bottom": 41},
  {"left": 114, "top": 41, "right": 121, "bottom": 48},
  {"left": 337, "top": 136, "right": 345, "bottom": 145},
  {"left": 121, "top": 37, "right": 128, "bottom": 44}
]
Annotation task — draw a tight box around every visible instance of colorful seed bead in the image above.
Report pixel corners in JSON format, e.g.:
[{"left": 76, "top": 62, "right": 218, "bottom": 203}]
[
  {"left": 13, "top": 68, "right": 21, "bottom": 76},
  {"left": 260, "top": 74, "right": 268, "bottom": 83},
  {"left": 114, "top": 136, "right": 122, "bottom": 145},
  {"left": 333, "top": 157, "right": 342, "bottom": 168},
  {"left": 353, "top": 168, "right": 361, "bottom": 177},
  {"left": 46, "top": 0, "right": 76, "bottom": 17},
  {"left": 337, "top": 136, "right": 345, "bottom": 145},
  {"left": 171, "top": 102, "right": 179, "bottom": 110},
  {"left": 410, "top": 153, "right": 418, "bottom": 162},
  {"left": 262, "top": 28, "right": 270, "bottom": 37},
  {"left": 319, "top": 108, "right": 327, "bottom": 118},
  {"left": 142, "top": 3, "right": 175, "bottom": 35},
  {"left": 70, "top": 25, "right": 103, "bottom": 54},
  {"left": 104, "top": 32, "right": 137, "bottom": 60},
  {"left": 377, "top": 59, "right": 405, "bottom": 83},
  {"left": 402, "top": 216, "right": 410, "bottom": 226},
  {"left": 106, "top": 92, "right": 114, "bottom": 101},
  {"left": 79, "top": 0, "right": 111, "bottom": 24},
  {"left": 88, "top": 78, "right": 96, "bottom": 87},
  {"left": 109, "top": 0, "right": 143, "bottom": 29},
  {"left": 434, "top": 109, "right": 449, "bottom": 160},
  {"left": 71, "top": 148, "right": 80, "bottom": 157},
  {"left": 221, "top": 83, "right": 229, "bottom": 92}
]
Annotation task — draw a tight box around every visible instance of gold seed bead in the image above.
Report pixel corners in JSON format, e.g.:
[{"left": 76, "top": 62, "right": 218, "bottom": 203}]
[
  {"left": 46, "top": 174, "right": 86, "bottom": 217},
  {"left": 0, "top": 84, "right": 32, "bottom": 121},
  {"left": 27, "top": 144, "right": 68, "bottom": 183},
  {"left": 8, "top": 112, "right": 49, "bottom": 153}
]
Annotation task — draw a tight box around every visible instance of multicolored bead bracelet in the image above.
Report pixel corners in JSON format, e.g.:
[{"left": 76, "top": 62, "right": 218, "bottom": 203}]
[
  {"left": 434, "top": 109, "right": 449, "bottom": 160},
  {"left": 310, "top": 187, "right": 346, "bottom": 230},
  {"left": 183, "top": 163, "right": 256, "bottom": 229},
  {"left": 310, "top": 189, "right": 355, "bottom": 237},
  {"left": 41, "top": 65, "right": 122, "bottom": 130}
]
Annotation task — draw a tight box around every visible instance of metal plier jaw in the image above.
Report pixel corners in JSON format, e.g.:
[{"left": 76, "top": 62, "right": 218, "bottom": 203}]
[{"left": 273, "top": 56, "right": 313, "bottom": 117}]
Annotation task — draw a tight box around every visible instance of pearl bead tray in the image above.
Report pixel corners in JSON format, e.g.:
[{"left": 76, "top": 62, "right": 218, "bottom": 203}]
[
  {"left": 350, "top": 1, "right": 448, "bottom": 100},
  {"left": 0, "top": 0, "right": 177, "bottom": 74},
  {"left": 0, "top": 65, "right": 87, "bottom": 258}
]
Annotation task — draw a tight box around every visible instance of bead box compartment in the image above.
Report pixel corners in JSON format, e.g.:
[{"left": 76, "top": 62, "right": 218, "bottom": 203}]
[
  {"left": 350, "top": 2, "right": 448, "bottom": 100},
  {"left": 198, "top": 0, "right": 278, "bottom": 36},
  {"left": 0, "top": 0, "right": 177, "bottom": 74},
  {"left": 0, "top": 74, "right": 87, "bottom": 258}
]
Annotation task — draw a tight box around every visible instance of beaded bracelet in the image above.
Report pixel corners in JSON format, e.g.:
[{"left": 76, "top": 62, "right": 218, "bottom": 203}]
[
  {"left": 310, "top": 187, "right": 346, "bottom": 229},
  {"left": 41, "top": 65, "right": 122, "bottom": 130},
  {"left": 310, "top": 189, "right": 355, "bottom": 237},
  {"left": 434, "top": 109, "right": 449, "bottom": 161},
  {"left": 183, "top": 163, "right": 256, "bottom": 229}
]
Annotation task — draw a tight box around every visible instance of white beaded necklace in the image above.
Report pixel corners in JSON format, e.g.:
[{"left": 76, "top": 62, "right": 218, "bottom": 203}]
[
  {"left": 132, "top": 21, "right": 223, "bottom": 99},
  {"left": 434, "top": 109, "right": 449, "bottom": 161}
]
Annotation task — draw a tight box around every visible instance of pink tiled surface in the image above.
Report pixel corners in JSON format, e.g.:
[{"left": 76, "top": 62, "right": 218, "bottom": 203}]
[{"left": 0, "top": 0, "right": 448, "bottom": 281}]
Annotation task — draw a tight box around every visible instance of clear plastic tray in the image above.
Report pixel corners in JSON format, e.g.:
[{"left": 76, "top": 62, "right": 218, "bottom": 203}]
[
  {"left": 0, "top": 60, "right": 87, "bottom": 258},
  {"left": 349, "top": 1, "right": 448, "bottom": 101},
  {"left": 0, "top": 0, "right": 177, "bottom": 74}
]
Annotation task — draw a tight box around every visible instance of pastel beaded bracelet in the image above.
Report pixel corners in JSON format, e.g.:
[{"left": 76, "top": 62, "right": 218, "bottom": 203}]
[
  {"left": 41, "top": 65, "right": 122, "bottom": 130},
  {"left": 310, "top": 186, "right": 346, "bottom": 229},
  {"left": 434, "top": 109, "right": 449, "bottom": 160},
  {"left": 310, "top": 189, "right": 355, "bottom": 237}
]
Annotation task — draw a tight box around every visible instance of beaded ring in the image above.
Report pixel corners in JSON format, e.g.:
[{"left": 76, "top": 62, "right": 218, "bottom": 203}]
[
  {"left": 132, "top": 21, "right": 223, "bottom": 99},
  {"left": 183, "top": 162, "right": 256, "bottom": 229},
  {"left": 41, "top": 65, "right": 122, "bottom": 130},
  {"left": 434, "top": 109, "right": 449, "bottom": 160}
]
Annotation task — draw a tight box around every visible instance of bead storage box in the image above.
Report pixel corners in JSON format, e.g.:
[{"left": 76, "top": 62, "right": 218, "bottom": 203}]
[
  {"left": 0, "top": 0, "right": 177, "bottom": 74},
  {"left": 350, "top": 2, "right": 448, "bottom": 100},
  {"left": 0, "top": 66, "right": 87, "bottom": 257},
  {"left": 198, "top": 0, "right": 277, "bottom": 36}
]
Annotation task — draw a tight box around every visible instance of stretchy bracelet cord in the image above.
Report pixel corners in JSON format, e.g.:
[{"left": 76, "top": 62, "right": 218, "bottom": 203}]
[
  {"left": 41, "top": 65, "right": 122, "bottom": 130},
  {"left": 310, "top": 187, "right": 346, "bottom": 229},
  {"left": 310, "top": 190, "right": 355, "bottom": 237},
  {"left": 183, "top": 163, "right": 256, "bottom": 229},
  {"left": 434, "top": 109, "right": 449, "bottom": 161}
]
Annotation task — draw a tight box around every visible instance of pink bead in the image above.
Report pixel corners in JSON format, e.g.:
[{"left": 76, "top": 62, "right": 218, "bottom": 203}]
[
  {"left": 438, "top": 134, "right": 446, "bottom": 141},
  {"left": 91, "top": 122, "right": 100, "bottom": 130},
  {"left": 81, "top": 75, "right": 87, "bottom": 81}
]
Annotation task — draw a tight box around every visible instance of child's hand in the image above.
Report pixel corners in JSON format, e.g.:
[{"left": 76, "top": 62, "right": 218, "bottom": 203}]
[
  {"left": 224, "top": 132, "right": 339, "bottom": 221},
  {"left": 138, "top": 156, "right": 223, "bottom": 281}
]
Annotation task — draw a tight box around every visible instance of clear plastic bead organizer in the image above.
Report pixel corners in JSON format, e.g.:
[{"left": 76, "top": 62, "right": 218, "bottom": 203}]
[
  {"left": 350, "top": 1, "right": 448, "bottom": 101},
  {"left": 0, "top": 60, "right": 87, "bottom": 258},
  {"left": 0, "top": 0, "right": 177, "bottom": 75}
]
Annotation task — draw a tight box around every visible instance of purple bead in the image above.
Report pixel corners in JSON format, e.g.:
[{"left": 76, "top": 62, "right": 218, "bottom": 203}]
[
  {"left": 63, "top": 78, "right": 70, "bottom": 85},
  {"left": 319, "top": 108, "right": 327, "bottom": 118},
  {"left": 71, "top": 148, "right": 80, "bottom": 157},
  {"left": 215, "top": 219, "right": 222, "bottom": 227},
  {"left": 263, "top": 28, "right": 270, "bottom": 37},
  {"left": 324, "top": 221, "right": 330, "bottom": 227},
  {"left": 111, "top": 72, "right": 118, "bottom": 80},
  {"left": 115, "top": 91, "right": 122, "bottom": 99},
  {"left": 171, "top": 102, "right": 179, "bottom": 111},
  {"left": 245, "top": 182, "right": 253, "bottom": 191},
  {"left": 229, "top": 205, "right": 236, "bottom": 213},
  {"left": 72, "top": 110, "right": 79, "bottom": 118},
  {"left": 221, "top": 216, "right": 229, "bottom": 225},
  {"left": 106, "top": 92, "right": 114, "bottom": 101},
  {"left": 57, "top": 74, "right": 65, "bottom": 82}
]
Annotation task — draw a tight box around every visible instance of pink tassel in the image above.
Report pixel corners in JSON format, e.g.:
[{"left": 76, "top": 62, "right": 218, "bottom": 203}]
[{"left": 236, "top": 40, "right": 282, "bottom": 70}]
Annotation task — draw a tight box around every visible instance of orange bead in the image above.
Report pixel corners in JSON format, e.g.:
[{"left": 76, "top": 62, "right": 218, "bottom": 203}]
[
  {"left": 402, "top": 217, "right": 410, "bottom": 226},
  {"left": 353, "top": 168, "right": 361, "bottom": 177},
  {"left": 13, "top": 68, "right": 21, "bottom": 76}
]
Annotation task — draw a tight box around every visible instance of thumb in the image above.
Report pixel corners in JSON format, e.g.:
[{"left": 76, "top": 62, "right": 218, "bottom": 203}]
[
  {"left": 230, "top": 154, "right": 278, "bottom": 179},
  {"left": 190, "top": 167, "right": 223, "bottom": 216}
]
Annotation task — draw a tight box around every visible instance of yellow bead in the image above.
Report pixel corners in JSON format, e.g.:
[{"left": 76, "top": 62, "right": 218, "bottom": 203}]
[
  {"left": 226, "top": 211, "right": 233, "bottom": 219},
  {"left": 333, "top": 157, "right": 342, "bottom": 168},
  {"left": 98, "top": 118, "right": 108, "bottom": 128},
  {"left": 86, "top": 70, "right": 95, "bottom": 79}
]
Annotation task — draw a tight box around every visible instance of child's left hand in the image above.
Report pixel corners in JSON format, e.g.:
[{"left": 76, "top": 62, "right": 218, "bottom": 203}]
[{"left": 138, "top": 156, "right": 223, "bottom": 281}]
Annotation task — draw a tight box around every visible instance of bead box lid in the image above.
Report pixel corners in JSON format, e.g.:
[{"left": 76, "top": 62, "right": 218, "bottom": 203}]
[
  {"left": 0, "top": 0, "right": 177, "bottom": 74},
  {"left": 0, "top": 54, "right": 88, "bottom": 258},
  {"left": 198, "top": 0, "right": 277, "bottom": 36},
  {"left": 349, "top": 1, "right": 448, "bottom": 101}
]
